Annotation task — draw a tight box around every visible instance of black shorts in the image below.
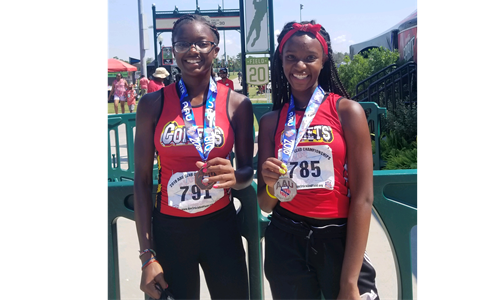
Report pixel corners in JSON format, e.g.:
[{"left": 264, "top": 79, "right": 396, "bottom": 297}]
[
  {"left": 264, "top": 205, "right": 379, "bottom": 300},
  {"left": 152, "top": 203, "right": 249, "bottom": 299}
]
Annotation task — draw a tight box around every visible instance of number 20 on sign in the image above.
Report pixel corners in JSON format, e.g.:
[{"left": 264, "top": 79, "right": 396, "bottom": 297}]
[{"left": 245, "top": 57, "right": 269, "bottom": 85}]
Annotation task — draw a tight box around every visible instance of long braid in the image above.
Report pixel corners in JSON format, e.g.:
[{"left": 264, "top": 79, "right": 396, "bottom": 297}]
[
  {"left": 271, "top": 21, "right": 299, "bottom": 110},
  {"left": 171, "top": 14, "right": 220, "bottom": 44},
  {"left": 271, "top": 21, "right": 349, "bottom": 110}
]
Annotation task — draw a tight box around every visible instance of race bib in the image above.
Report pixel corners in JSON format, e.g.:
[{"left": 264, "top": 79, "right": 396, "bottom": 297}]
[
  {"left": 278, "top": 145, "right": 335, "bottom": 190},
  {"left": 167, "top": 171, "right": 224, "bottom": 213}
]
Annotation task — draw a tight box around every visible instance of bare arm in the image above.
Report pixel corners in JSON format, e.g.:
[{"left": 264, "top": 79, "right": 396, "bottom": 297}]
[
  {"left": 133, "top": 90, "right": 168, "bottom": 299},
  {"left": 256, "top": 110, "right": 283, "bottom": 213},
  {"left": 230, "top": 93, "right": 255, "bottom": 189},
  {"left": 337, "top": 99, "right": 374, "bottom": 299}
]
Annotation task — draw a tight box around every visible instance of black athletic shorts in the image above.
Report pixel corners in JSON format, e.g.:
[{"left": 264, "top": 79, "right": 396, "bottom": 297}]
[
  {"left": 152, "top": 203, "right": 249, "bottom": 300},
  {"left": 264, "top": 205, "right": 379, "bottom": 300}
]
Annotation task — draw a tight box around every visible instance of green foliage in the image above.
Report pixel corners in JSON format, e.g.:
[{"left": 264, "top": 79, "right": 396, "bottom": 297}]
[
  {"left": 382, "top": 96, "right": 417, "bottom": 143},
  {"left": 370, "top": 93, "right": 418, "bottom": 170},
  {"left": 332, "top": 51, "right": 349, "bottom": 66},
  {"left": 378, "top": 129, "right": 417, "bottom": 170},
  {"left": 379, "top": 131, "right": 417, "bottom": 170},
  {"left": 338, "top": 47, "right": 400, "bottom": 97}
]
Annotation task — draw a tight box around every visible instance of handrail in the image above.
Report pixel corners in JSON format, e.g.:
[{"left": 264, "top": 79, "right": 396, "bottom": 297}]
[
  {"left": 108, "top": 169, "right": 417, "bottom": 300},
  {"left": 355, "top": 63, "right": 398, "bottom": 95},
  {"left": 108, "top": 181, "right": 268, "bottom": 300},
  {"left": 108, "top": 106, "right": 416, "bottom": 300},
  {"left": 353, "top": 61, "right": 417, "bottom": 112}
]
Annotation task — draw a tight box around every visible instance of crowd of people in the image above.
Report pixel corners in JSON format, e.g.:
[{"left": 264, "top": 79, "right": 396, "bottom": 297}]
[
  {"left": 109, "top": 67, "right": 170, "bottom": 114},
  {"left": 109, "top": 65, "right": 243, "bottom": 114},
  {"left": 110, "top": 13, "right": 380, "bottom": 300}
]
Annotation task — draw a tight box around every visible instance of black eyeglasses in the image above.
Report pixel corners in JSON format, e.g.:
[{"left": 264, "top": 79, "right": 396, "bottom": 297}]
[{"left": 173, "top": 41, "right": 217, "bottom": 53}]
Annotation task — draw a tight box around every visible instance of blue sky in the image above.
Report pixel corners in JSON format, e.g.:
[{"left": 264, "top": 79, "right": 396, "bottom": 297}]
[{"left": 108, "top": 0, "right": 416, "bottom": 61}]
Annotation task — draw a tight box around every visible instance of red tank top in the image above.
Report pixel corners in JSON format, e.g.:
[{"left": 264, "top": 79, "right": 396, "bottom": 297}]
[
  {"left": 154, "top": 82, "right": 235, "bottom": 217},
  {"left": 274, "top": 93, "right": 350, "bottom": 218}
]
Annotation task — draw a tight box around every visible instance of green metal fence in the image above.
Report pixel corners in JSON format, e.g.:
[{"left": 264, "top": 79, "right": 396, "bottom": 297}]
[
  {"left": 108, "top": 171, "right": 417, "bottom": 300},
  {"left": 108, "top": 113, "right": 158, "bottom": 182},
  {"left": 108, "top": 103, "right": 385, "bottom": 183},
  {"left": 108, "top": 103, "right": 415, "bottom": 300},
  {"left": 108, "top": 181, "right": 268, "bottom": 300}
]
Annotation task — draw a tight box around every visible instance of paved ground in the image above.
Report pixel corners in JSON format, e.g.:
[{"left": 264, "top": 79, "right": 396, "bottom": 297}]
[{"left": 109, "top": 107, "right": 417, "bottom": 300}]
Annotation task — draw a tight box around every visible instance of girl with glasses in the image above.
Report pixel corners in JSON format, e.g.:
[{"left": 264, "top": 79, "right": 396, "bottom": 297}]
[{"left": 134, "top": 14, "right": 253, "bottom": 300}]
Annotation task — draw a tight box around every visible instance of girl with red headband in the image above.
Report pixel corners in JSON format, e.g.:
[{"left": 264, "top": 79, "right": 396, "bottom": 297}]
[{"left": 257, "top": 21, "right": 379, "bottom": 300}]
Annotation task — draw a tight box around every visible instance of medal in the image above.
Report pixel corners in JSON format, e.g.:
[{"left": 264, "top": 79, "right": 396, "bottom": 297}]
[
  {"left": 275, "top": 86, "right": 325, "bottom": 201},
  {"left": 178, "top": 78, "right": 218, "bottom": 190},
  {"left": 194, "top": 166, "right": 216, "bottom": 190},
  {"left": 274, "top": 176, "right": 297, "bottom": 202}
]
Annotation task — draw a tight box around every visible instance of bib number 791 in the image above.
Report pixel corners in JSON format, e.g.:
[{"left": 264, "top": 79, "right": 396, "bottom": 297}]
[{"left": 180, "top": 185, "right": 212, "bottom": 202}]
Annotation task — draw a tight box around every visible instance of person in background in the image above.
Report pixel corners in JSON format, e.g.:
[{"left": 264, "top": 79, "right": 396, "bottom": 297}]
[
  {"left": 217, "top": 67, "right": 234, "bottom": 90},
  {"left": 126, "top": 81, "right": 137, "bottom": 113},
  {"left": 147, "top": 67, "right": 169, "bottom": 93},
  {"left": 257, "top": 20, "right": 379, "bottom": 300},
  {"left": 238, "top": 71, "right": 242, "bottom": 84},
  {"left": 139, "top": 75, "right": 149, "bottom": 99},
  {"left": 108, "top": 73, "right": 128, "bottom": 114},
  {"left": 134, "top": 14, "right": 253, "bottom": 300}
]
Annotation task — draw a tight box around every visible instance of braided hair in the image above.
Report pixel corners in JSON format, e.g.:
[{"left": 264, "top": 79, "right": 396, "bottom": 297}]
[
  {"left": 171, "top": 14, "right": 220, "bottom": 45},
  {"left": 271, "top": 20, "right": 350, "bottom": 110}
]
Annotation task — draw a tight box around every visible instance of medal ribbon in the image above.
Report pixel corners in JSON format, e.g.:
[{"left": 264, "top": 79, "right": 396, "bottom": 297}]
[
  {"left": 178, "top": 77, "right": 218, "bottom": 161},
  {"left": 281, "top": 85, "right": 325, "bottom": 165}
]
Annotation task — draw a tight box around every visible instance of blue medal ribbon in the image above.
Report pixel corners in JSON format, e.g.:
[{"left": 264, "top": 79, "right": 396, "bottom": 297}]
[
  {"left": 178, "top": 77, "right": 218, "bottom": 161},
  {"left": 281, "top": 85, "right": 325, "bottom": 165}
]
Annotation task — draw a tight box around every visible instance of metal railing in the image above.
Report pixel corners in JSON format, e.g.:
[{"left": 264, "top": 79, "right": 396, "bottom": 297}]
[
  {"left": 108, "top": 171, "right": 417, "bottom": 300},
  {"left": 108, "top": 103, "right": 416, "bottom": 300},
  {"left": 353, "top": 61, "right": 417, "bottom": 112}
]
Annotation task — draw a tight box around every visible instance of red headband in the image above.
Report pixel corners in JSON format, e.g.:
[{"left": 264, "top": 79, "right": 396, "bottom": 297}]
[{"left": 278, "top": 23, "right": 328, "bottom": 55}]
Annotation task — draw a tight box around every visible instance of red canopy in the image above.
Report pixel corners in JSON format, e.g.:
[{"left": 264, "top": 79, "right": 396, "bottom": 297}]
[{"left": 108, "top": 58, "right": 137, "bottom": 72}]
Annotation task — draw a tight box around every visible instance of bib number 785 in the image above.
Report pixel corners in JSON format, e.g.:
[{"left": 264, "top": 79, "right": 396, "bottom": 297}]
[{"left": 289, "top": 160, "right": 321, "bottom": 178}]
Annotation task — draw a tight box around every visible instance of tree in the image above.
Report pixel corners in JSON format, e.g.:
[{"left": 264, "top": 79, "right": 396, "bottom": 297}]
[
  {"left": 112, "top": 56, "right": 128, "bottom": 63},
  {"left": 332, "top": 51, "right": 348, "bottom": 66},
  {"left": 338, "top": 47, "right": 399, "bottom": 97},
  {"left": 231, "top": 54, "right": 242, "bottom": 72},
  {"left": 146, "top": 57, "right": 153, "bottom": 64}
]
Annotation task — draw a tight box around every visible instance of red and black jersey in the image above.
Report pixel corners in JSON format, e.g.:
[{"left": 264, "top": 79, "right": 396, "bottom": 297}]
[
  {"left": 153, "top": 82, "right": 235, "bottom": 217},
  {"left": 274, "top": 93, "right": 350, "bottom": 218}
]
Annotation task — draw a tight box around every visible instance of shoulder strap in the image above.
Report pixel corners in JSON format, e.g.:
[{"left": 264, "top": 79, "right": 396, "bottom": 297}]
[{"left": 155, "top": 87, "right": 165, "bottom": 126}]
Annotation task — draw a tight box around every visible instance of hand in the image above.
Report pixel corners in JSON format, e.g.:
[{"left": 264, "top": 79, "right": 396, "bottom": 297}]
[
  {"left": 336, "top": 285, "right": 361, "bottom": 300},
  {"left": 195, "top": 157, "right": 236, "bottom": 189},
  {"left": 140, "top": 260, "right": 168, "bottom": 300},
  {"left": 261, "top": 157, "right": 287, "bottom": 188}
]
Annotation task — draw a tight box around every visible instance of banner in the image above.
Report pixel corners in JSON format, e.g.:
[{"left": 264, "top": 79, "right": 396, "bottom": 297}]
[
  {"left": 245, "top": 0, "right": 269, "bottom": 53},
  {"left": 108, "top": 72, "right": 128, "bottom": 78},
  {"left": 156, "top": 16, "right": 240, "bottom": 30}
]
